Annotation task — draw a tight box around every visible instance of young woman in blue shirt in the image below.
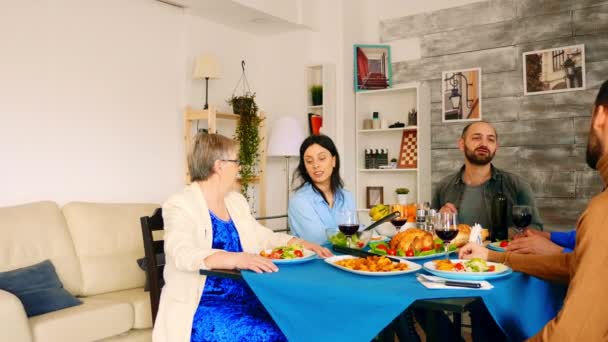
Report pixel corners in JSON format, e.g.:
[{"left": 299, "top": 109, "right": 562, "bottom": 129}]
[{"left": 288, "top": 135, "right": 355, "bottom": 244}]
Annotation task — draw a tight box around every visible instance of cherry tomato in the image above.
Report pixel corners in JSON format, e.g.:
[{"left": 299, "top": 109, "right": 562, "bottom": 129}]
[
  {"left": 455, "top": 263, "right": 465, "bottom": 270},
  {"left": 421, "top": 246, "right": 432, "bottom": 252},
  {"left": 405, "top": 249, "right": 414, "bottom": 257},
  {"left": 357, "top": 241, "right": 365, "bottom": 248},
  {"left": 294, "top": 250, "right": 303, "bottom": 257},
  {"left": 269, "top": 252, "right": 282, "bottom": 259},
  {"left": 387, "top": 248, "right": 396, "bottom": 255},
  {"left": 377, "top": 244, "right": 388, "bottom": 251},
  {"left": 488, "top": 265, "right": 496, "bottom": 272},
  {"left": 499, "top": 241, "right": 509, "bottom": 248}
]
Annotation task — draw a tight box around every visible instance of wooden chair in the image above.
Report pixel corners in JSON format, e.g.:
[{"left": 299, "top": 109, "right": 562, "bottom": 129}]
[{"left": 140, "top": 208, "right": 164, "bottom": 325}]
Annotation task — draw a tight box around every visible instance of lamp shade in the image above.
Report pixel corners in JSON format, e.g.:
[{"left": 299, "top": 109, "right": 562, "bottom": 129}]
[
  {"left": 193, "top": 55, "right": 220, "bottom": 79},
  {"left": 267, "top": 117, "right": 307, "bottom": 157}
]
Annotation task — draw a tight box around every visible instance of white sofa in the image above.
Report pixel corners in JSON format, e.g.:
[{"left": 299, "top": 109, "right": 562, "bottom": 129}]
[{"left": 0, "top": 201, "right": 159, "bottom": 342}]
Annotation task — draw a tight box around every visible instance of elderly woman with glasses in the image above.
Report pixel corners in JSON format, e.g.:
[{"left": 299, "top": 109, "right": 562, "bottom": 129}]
[{"left": 153, "top": 133, "right": 332, "bottom": 342}]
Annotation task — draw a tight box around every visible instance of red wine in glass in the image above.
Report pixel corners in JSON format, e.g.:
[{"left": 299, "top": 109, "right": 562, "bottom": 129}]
[
  {"left": 436, "top": 229, "right": 459, "bottom": 241},
  {"left": 512, "top": 205, "right": 532, "bottom": 235},
  {"left": 434, "top": 212, "right": 458, "bottom": 260},
  {"left": 390, "top": 218, "right": 408, "bottom": 229},
  {"left": 338, "top": 224, "right": 359, "bottom": 236}
]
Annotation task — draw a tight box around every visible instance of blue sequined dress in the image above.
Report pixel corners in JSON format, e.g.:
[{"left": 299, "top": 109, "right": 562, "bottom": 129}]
[{"left": 190, "top": 211, "right": 287, "bottom": 342}]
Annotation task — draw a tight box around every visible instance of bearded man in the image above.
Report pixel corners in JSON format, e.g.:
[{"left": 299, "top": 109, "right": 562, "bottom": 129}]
[{"left": 431, "top": 121, "right": 543, "bottom": 230}]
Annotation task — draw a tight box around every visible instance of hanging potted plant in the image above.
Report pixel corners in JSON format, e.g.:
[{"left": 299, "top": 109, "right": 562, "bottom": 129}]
[{"left": 228, "top": 92, "right": 261, "bottom": 200}]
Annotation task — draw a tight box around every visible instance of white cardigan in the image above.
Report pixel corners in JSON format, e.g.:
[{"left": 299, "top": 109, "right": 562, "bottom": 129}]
[{"left": 152, "top": 183, "right": 292, "bottom": 342}]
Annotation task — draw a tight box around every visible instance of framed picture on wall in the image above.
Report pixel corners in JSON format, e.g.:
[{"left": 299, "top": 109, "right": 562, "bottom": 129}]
[
  {"left": 523, "top": 44, "right": 586, "bottom": 95},
  {"left": 442, "top": 67, "right": 482, "bottom": 122},
  {"left": 354, "top": 45, "right": 392, "bottom": 92},
  {"left": 366, "top": 186, "right": 384, "bottom": 209}
]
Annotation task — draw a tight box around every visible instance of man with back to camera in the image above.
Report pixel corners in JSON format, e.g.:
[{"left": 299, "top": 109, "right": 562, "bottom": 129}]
[{"left": 459, "top": 79, "right": 608, "bottom": 340}]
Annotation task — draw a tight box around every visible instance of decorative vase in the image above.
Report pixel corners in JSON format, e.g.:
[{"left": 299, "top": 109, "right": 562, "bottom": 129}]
[{"left": 397, "top": 194, "right": 408, "bottom": 205}]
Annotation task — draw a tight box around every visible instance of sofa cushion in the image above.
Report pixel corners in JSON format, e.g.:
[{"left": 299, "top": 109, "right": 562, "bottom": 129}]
[
  {"left": 0, "top": 201, "right": 82, "bottom": 295},
  {"left": 29, "top": 296, "right": 133, "bottom": 342},
  {"left": 99, "top": 328, "right": 152, "bottom": 342},
  {"left": 62, "top": 202, "right": 158, "bottom": 296},
  {"left": 0, "top": 260, "right": 81, "bottom": 317},
  {"left": 89, "top": 287, "right": 152, "bottom": 329}
]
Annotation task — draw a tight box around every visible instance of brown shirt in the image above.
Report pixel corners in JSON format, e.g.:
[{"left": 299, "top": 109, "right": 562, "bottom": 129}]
[{"left": 488, "top": 155, "right": 608, "bottom": 341}]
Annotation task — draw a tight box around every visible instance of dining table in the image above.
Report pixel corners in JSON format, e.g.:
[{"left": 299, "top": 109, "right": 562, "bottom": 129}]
[{"left": 228, "top": 253, "right": 567, "bottom": 342}]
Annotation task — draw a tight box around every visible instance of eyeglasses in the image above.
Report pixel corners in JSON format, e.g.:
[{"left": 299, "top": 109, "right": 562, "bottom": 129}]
[{"left": 221, "top": 159, "right": 241, "bottom": 165}]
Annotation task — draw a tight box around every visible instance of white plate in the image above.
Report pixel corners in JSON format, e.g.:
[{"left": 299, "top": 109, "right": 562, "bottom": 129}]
[
  {"left": 487, "top": 241, "right": 506, "bottom": 252},
  {"left": 324, "top": 255, "right": 421, "bottom": 276},
  {"left": 422, "top": 259, "right": 512, "bottom": 280},
  {"left": 262, "top": 248, "right": 317, "bottom": 264}
]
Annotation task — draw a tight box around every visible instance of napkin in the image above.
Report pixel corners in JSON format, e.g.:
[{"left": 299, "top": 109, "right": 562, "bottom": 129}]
[
  {"left": 469, "top": 223, "right": 484, "bottom": 245},
  {"left": 417, "top": 274, "right": 493, "bottom": 290}
]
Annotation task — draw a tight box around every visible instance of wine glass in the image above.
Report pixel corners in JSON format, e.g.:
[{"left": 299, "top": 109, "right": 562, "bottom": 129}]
[
  {"left": 434, "top": 212, "right": 458, "bottom": 260},
  {"left": 390, "top": 204, "right": 407, "bottom": 231},
  {"left": 512, "top": 205, "right": 532, "bottom": 236},
  {"left": 337, "top": 209, "right": 359, "bottom": 248}
]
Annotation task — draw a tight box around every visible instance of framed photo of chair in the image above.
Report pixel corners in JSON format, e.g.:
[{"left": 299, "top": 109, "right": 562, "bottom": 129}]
[{"left": 354, "top": 45, "right": 392, "bottom": 92}]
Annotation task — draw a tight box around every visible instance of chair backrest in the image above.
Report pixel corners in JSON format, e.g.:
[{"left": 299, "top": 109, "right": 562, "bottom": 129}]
[{"left": 140, "top": 208, "right": 164, "bottom": 325}]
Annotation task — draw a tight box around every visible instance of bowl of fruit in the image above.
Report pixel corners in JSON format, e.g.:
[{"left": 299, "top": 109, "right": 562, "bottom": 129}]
[{"left": 326, "top": 229, "right": 372, "bottom": 249}]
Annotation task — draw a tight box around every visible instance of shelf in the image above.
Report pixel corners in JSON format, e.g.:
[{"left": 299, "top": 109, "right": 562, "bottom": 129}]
[
  {"left": 358, "top": 168, "right": 418, "bottom": 172},
  {"left": 185, "top": 108, "right": 239, "bottom": 121},
  {"left": 357, "top": 208, "right": 371, "bottom": 212},
  {"left": 358, "top": 126, "right": 417, "bottom": 133},
  {"left": 356, "top": 83, "right": 419, "bottom": 95},
  {"left": 308, "top": 105, "right": 323, "bottom": 109}
]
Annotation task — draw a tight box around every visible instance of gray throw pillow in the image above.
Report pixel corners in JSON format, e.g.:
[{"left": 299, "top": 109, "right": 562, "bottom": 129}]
[{"left": 0, "top": 260, "right": 81, "bottom": 317}]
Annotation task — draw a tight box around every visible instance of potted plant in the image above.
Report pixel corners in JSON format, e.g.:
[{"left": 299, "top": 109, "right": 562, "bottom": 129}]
[
  {"left": 395, "top": 188, "right": 410, "bottom": 205},
  {"left": 310, "top": 85, "right": 323, "bottom": 106},
  {"left": 228, "top": 92, "right": 261, "bottom": 201}
]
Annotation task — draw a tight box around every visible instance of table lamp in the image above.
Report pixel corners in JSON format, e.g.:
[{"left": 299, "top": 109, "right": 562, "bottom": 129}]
[
  {"left": 267, "top": 117, "right": 307, "bottom": 219},
  {"left": 193, "top": 55, "right": 220, "bottom": 110}
]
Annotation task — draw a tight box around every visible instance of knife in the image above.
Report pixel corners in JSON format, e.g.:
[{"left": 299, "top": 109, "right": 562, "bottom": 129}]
[
  {"left": 417, "top": 274, "right": 482, "bottom": 289},
  {"left": 332, "top": 245, "right": 403, "bottom": 263}
]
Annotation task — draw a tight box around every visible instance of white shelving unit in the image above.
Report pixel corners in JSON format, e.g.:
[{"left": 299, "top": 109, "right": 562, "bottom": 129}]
[
  {"left": 355, "top": 82, "right": 431, "bottom": 225},
  {"left": 306, "top": 64, "right": 335, "bottom": 139}
]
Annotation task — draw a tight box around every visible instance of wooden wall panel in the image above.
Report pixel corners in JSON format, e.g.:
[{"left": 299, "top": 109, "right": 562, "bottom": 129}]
[
  {"left": 386, "top": 0, "right": 607, "bottom": 230},
  {"left": 380, "top": 0, "right": 515, "bottom": 41}
]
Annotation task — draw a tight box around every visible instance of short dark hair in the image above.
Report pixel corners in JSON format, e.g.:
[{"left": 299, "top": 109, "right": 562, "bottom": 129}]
[
  {"left": 293, "top": 135, "right": 344, "bottom": 203},
  {"left": 595, "top": 80, "right": 608, "bottom": 108},
  {"left": 461, "top": 120, "right": 498, "bottom": 139}
]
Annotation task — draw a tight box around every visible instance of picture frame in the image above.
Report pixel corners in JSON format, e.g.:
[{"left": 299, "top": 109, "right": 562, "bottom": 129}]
[
  {"left": 366, "top": 186, "right": 384, "bottom": 209},
  {"left": 354, "top": 44, "right": 392, "bottom": 92},
  {"left": 523, "top": 44, "right": 585, "bottom": 96},
  {"left": 442, "top": 67, "right": 482, "bottom": 122}
]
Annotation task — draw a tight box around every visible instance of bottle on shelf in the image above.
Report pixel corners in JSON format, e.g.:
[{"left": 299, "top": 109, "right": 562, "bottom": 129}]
[{"left": 372, "top": 112, "right": 380, "bottom": 129}]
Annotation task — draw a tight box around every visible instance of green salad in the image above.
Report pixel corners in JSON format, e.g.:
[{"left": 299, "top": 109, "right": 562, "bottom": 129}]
[
  {"left": 328, "top": 232, "right": 362, "bottom": 247},
  {"left": 260, "top": 244, "right": 305, "bottom": 259}
]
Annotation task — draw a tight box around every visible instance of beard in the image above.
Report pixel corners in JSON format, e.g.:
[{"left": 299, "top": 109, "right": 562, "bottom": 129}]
[
  {"left": 464, "top": 144, "right": 496, "bottom": 166},
  {"left": 586, "top": 129, "right": 602, "bottom": 170}
]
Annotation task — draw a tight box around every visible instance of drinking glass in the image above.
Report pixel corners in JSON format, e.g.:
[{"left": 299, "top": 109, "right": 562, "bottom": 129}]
[
  {"left": 512, "top": 205, "right": 532, "bottom": 236},
  {"left": 337, "top": 209, "right": 359, "bottom": 248},
  {"left": 390, "top": 204, "right": 407, "bottom": 231},
  {"left": 434, "top": 212, "right": 458, "bottom": 260}
]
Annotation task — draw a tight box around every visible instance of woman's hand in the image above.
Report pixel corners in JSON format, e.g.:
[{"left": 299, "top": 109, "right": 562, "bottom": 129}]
[
  {"left": 289, "top": 238, "right": 333, "bottom": 258},
  {"left": 206, "top": 251, "right": 278, "bottom": 274},
  {"left": 458, "top": 242, "right": 489, "bottom": 260}
]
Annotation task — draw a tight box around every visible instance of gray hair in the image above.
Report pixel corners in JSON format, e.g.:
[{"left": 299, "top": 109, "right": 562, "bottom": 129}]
[{"left": 188, "top": 132, "right": 237, "bottom": 182}]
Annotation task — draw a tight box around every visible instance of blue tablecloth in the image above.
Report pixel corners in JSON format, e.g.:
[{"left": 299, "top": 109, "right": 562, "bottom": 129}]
[{"left": 242, "top": 258, "right": 566, "bottom": 342}]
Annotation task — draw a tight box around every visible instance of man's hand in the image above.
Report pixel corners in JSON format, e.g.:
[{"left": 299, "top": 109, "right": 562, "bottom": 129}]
[
  {"left": 505, "top": 234, "right": 563, "bottom": 255},
  {"left": 458, "top": 242, "right": 489, "bottom": 260},
  {"left": 439, "top": 202, "right": 458, "bottom": 214}
]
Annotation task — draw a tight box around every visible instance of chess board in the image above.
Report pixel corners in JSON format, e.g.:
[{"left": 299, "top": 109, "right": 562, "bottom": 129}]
[{"left": 398, "top": 130, "right": 418, "bottom": 168}]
